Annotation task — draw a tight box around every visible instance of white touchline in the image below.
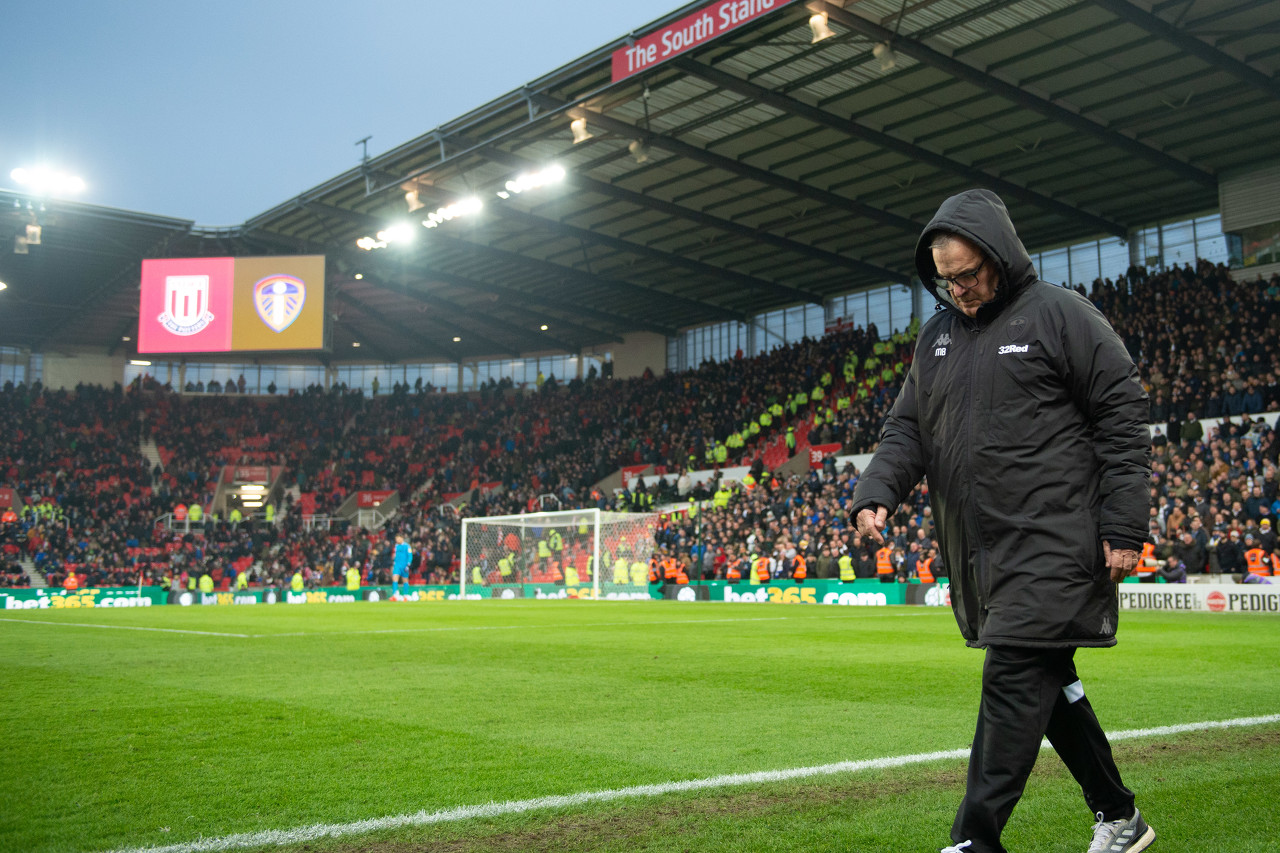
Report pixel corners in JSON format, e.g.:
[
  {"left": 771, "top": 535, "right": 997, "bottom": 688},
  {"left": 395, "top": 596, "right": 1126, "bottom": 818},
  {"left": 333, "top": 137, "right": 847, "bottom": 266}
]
[
  {"left": 0, "top": 618, "right": 250, "bottom": 638},
  {"left": 0, "top": 615, "right": 786, "bottom": 640},
  {"left": 104, "top": 713, "right": 1280, "bottom": 853}
]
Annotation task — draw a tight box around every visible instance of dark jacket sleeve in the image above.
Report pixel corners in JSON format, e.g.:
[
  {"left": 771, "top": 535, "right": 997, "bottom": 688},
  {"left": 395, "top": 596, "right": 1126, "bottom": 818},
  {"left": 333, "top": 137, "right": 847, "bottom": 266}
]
[
  {"left": 852, "top": 348, "right": 927, "bottom": 517},
  {"left": 1061, "top": 294, "right": 1150, "bottom": 552}
]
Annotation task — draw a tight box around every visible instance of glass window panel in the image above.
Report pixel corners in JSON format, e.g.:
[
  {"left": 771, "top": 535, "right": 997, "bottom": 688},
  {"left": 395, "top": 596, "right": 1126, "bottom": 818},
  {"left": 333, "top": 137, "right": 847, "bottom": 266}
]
[{"left": 1069, "top": 243, "right": 1100, "bottom": 288}]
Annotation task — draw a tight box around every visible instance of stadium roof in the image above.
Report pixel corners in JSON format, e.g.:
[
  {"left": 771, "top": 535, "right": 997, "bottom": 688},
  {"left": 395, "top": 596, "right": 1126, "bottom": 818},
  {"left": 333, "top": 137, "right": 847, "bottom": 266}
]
[{"left": 3, "top": 0, "right": 1279, "bottom": 362}]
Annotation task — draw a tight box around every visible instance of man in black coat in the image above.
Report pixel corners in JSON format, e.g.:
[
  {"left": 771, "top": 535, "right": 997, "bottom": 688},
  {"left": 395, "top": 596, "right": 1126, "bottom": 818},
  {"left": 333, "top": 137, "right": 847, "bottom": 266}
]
[{"left": 852, "top": 190, "right": 1155, "bottom": 853}]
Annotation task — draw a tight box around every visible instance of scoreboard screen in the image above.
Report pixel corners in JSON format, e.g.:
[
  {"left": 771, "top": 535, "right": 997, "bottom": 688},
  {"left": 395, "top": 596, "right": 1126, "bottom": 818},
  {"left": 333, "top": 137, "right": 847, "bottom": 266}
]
[{"left": 137, "top": 255, "right": 326, "bottom": 354}]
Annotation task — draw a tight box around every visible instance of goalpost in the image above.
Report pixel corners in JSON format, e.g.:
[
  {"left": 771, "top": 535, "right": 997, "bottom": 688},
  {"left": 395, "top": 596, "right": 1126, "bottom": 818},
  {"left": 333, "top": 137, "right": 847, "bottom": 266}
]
[{"left": 461, "top": 508, "right": 658, "bottom": 599}]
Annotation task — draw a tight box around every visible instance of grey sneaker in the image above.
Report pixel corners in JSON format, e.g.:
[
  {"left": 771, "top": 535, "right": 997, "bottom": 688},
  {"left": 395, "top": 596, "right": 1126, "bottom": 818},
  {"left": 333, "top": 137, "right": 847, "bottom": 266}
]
[{"left": 1087, "top": 808, "right": 1156, "bottom": 853}]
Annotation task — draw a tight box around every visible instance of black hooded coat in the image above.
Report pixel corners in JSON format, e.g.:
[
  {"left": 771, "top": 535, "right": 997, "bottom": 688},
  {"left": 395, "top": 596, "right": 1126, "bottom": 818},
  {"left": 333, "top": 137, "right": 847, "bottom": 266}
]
[{"left": 852, "top": 190, "right": 1150, "bottom": 648}]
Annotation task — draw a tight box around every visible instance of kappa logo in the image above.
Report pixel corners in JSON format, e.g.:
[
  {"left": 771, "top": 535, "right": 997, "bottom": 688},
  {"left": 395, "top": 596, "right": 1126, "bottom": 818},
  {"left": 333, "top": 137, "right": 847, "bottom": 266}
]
[
  {"left": 933, "top": 332, "right": 951, "bottom": 357},
  {"left": 158, "top": 275, "right": 215, "bottom": 336},
  {"left": 997, "top": 344, "right": 1029, "bottom": 355},
  {"left": 253, "top": 274, "right": 307, "bottom": 333}
]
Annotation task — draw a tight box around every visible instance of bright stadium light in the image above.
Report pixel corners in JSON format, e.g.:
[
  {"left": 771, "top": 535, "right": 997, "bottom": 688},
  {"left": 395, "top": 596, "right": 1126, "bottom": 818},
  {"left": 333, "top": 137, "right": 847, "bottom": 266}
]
[
  {"left": 452, "top": 336, "right": 461, "bottom": 342},
  {"left": 0, "top": 281, "right": 7, "bottom": 292},
  {"left": 571, "top": 117, "right": 593, "bottom": 144},
  {"left": 423, "top": 197, "right": 482, "bottom": 229},
  {"left": 10, "top": 166, "right": 86, "bottom": 196},
  {"left": 356, "top": 236, "right": 386, "bottom": 250},
  {"left": 240, "top": 485, "right": 266, "bottom": 493},
  {"left": 502, "top": 165, "right": 566, "bottom": 197},
  {"left": 129, "top": 359, "right": 152, "bottom": 366},
  {"left": 377, "top": 222, "right": 416, "bottom": 243},
  {"left": 242, "top": 500, "right": 264, "bottom": 508}
]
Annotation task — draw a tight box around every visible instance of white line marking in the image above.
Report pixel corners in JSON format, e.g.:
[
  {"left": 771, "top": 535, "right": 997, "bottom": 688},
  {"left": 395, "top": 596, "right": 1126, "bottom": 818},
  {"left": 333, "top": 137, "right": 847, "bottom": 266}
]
[
  {"left": 0, "top": 615, "right": 785, "bottom": 640},
  {"left": 0, "top": 618, "right": 250, "bottom": 638},
  {"left": 104, "top": 713, "right": 1280, "bottom": 853}
]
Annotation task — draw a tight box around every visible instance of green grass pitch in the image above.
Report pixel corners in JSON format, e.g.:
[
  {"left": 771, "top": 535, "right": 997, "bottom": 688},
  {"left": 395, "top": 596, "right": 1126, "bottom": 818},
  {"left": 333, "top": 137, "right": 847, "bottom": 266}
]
[{"left": 1, "top": 601, "right": 1277, "bottom": 853}]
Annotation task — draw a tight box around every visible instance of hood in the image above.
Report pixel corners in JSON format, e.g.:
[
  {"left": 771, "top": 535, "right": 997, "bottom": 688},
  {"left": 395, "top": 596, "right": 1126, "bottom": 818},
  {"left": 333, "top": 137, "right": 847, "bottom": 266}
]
[{"left": 915, "top": 189, "right": 1038, "bottom": 320}]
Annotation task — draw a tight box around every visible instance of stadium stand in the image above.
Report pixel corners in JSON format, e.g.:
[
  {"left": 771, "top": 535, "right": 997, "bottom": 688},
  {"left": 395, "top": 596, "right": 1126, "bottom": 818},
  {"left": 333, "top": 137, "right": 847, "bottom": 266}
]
[{"left": 2, "top": 262, "right": 1278, "bottom": 589}]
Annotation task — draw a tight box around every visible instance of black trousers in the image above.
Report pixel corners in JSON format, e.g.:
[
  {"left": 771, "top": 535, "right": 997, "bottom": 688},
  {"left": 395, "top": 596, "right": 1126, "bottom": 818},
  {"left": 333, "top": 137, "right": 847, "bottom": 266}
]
[{"left": 951, "top": 646, "right": 1134, "bottom": 853}]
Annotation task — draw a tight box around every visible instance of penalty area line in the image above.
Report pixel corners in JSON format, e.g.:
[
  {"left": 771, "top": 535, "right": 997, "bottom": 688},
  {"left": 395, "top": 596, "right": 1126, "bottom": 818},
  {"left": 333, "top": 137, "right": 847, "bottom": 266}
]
[{"left": 104, "top": 713, "right": 1280, "bottom": 853}]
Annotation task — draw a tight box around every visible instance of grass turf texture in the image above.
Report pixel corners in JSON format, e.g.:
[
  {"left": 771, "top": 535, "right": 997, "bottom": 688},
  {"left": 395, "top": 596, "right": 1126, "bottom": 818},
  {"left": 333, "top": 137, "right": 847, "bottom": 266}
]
[{"left": 0, "top": 602, "right": 1276, "bottom": 853}]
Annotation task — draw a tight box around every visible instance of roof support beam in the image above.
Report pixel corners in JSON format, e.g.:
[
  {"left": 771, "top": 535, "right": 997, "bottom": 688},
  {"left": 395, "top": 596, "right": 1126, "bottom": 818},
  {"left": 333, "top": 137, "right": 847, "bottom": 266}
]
[
  {"left": 674, "top": 57, "right": 1130, "bottom": 238},
  {"left": 536, "top": 94, "right": 919, "bottom": 281},
  {"left": 424, "top": 184, "right": 821, "bottom": 306},
  {"left": 470, "top": 142, "right": 885, "bottom": 286},
  {"left": 410, "top": 267, "right": 631, "bottom": 342},
  {"left": 302, "top": 201, "right": 745, "bottom": 327},
  {"left": 1090, "top": 0, "right": 1279, "bottom": 102},
  {"left": 428, "top": 231, "right": 741, "bottom": 328},
  {"left": 815, "top": 1, "right": 1218, "bottom": 190}
]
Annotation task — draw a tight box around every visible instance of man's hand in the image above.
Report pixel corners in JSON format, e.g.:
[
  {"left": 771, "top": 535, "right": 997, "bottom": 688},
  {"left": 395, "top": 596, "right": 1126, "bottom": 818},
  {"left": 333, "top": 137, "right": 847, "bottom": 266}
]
[
  {"left": 1103, "top": 541, "right": 1140, "bottom": 583},
  {"left": 856, "top": 506, "right": 888, "bottom": 545}
]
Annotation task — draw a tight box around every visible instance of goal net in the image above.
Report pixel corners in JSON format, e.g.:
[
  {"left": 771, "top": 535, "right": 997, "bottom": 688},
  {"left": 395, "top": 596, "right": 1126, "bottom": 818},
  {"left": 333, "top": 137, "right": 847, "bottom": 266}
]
[{"left": 461, "top": 508, "right": 658, "bottom": 599}]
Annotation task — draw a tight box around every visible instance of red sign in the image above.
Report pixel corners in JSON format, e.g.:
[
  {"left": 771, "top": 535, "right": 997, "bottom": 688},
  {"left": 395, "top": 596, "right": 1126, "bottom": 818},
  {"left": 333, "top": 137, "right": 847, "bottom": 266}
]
[
  {"left": 357, "top": 490, "right": 396, "bottom": 508},
  {"left": 0, "top": 487, "right": 15, "bottom": 509},
  {"left": 620, "top": 465, "right": 649, "bottom": 489},
  {"left": 808, "top": 443, "right": 842, "bottom": 469},
  {"left": 234, "top": 466, "right": 270, "bottom": 483},
  {"left": 137, "top": 257, "right": 236, "bottom": 353},
  {"left": 611, "top": 0, "right": 797, "bottom": 82},
  {"left": 1207, "top": 590, "right": 1226, "bottom": 613}
]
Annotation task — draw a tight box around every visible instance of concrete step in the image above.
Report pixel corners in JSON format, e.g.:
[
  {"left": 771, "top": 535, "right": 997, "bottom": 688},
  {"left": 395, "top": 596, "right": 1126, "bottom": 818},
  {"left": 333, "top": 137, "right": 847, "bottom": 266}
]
[{"left": 21, "top": 557, "right": 47, "bottom": 589}]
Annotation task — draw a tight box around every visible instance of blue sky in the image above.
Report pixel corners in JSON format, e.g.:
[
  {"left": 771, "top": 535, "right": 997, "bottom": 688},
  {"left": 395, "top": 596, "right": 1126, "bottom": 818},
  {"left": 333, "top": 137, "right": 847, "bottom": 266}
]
[{"left": 3, "top": 0, "right": 685, "bottom": 225}]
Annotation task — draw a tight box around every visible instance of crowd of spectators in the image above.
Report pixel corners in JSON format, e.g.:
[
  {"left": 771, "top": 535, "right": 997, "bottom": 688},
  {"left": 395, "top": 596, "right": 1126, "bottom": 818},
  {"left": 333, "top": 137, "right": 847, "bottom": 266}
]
[{"left": 2, "top": 261, "right": 1278, "bottom": 590}]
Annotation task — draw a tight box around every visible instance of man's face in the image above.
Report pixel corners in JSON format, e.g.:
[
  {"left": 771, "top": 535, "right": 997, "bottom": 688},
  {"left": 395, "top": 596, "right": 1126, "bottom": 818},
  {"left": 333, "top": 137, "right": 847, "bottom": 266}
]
[{"left": 932, "top": 237, "right": 999, "bottom": 318}]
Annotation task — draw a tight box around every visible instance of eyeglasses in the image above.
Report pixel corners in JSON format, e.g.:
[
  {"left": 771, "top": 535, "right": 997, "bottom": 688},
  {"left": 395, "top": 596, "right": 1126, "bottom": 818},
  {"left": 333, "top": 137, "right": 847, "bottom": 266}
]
[{"left": 933, "top": 257, "right": 987, "bottom": 293}]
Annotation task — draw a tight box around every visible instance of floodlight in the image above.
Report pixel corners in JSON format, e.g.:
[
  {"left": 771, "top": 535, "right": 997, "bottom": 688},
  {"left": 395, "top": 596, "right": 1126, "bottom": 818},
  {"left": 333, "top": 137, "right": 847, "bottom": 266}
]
[
  {"left": 130, "top": 360, "right": 152, "bottom": 366},
  {"left": 873, "top": 41, "right": 897, "bottom": 71},
  {"left": 571, "top": 118, "right": 593, "bottom": 144},
  {"left": 0, "top": 281, "right": 9, "bottom": 291},
  {"left": 405, "top": 189, "right": 425, "bottom": 212},
  {"left": 809, "top": 13, "right": 835, "bottom": 43}
]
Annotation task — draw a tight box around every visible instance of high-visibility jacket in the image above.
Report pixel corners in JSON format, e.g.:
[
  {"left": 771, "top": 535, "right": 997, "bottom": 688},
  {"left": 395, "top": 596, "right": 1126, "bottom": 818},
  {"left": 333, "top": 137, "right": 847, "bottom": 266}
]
[
  {"left": 675, "top": 566, "right": 689, "bottom": 584},
  {"left": 612, "top": 558, "right": 629, "bottom": 584},
  {"left": 743, "top": 474, "right": 756, "bottom": 491},
  {"left": 648, "top": 559, "right": 660, "bottom": 584},
  {"left": 229, "top": 508, "right": 242, "bottom": 523},
  {"left": 876, "top": 546, "right": 894, "bottom": 576},
  {"left": 792, "top": 555, "right": 807, "bottom": 580},
  {"left": 537, "top": 538, "right": 552, "bottom": 558},
  {"left": 688, "top": 499, "right": 699, "bottom": 519},
  {"left": 630, "top": 561, "right": 648, "bottom": 586},
  {"left": 198, "top": 574, "right": 214, "bottom": 593},
  {"left": 714, "top": 444, "right": 728, "bottom": 463},
  {"left": 188, "top": 504, "right": 203, "bottom": 522},
  {"left": 839, "top": 554, "right": 855, "bottom": 581},
  {"left": 264, "top": 503, "right": 275, "bottom": 522},
  {"left": 713, "top": 489, "right": 732, "bottom": 509},
  {"left": 472, "top": 566, "right": 484, "bottom": 585},
  {"left": 63, "top": 571, "right": 79, "bottom": 591},
  {"left": 662, "top": 558, "right": 678, "bottom": 581},
  {"left": 565, "top": 566, "right": 580, "bottom": 586},
  {"left": 785, "top": 429, "right": 796, "bottom": 450},
  {"left": 726, "top": 560, "right": 742, "bottom": 581},
  {"left": 548, "top": 530, "right": 564, "bottom": 552},
  {"left": 290, "top": 572, "right": 304, "bottom": 592},
  {"left": 498, "top": 555, "right": 514, "bottom": 578},
  {"left": 547, "top": 560, "right": 563, "bottom": 583},
  {"left": 237, "top": 571, "right": 250, "bottom": 590},
  {"left": 1245, "top": 548, "right": 1271, "bottom": 577},
  {"left": 754, "top": 557, "right": 771, "bottom": 584},
  {"left": 345, "top": 568, "right": 360, "bottom": 590},
  {"left": 917, "top": 558, "right": 935, "bottom": 584}
]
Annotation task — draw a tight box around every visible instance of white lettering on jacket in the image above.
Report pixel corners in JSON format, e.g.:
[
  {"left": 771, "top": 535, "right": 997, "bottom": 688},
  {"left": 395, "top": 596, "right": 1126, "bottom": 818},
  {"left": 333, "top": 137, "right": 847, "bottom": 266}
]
[{"left": 998, "top": 344, "right": 1029, "bottom": 355}]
